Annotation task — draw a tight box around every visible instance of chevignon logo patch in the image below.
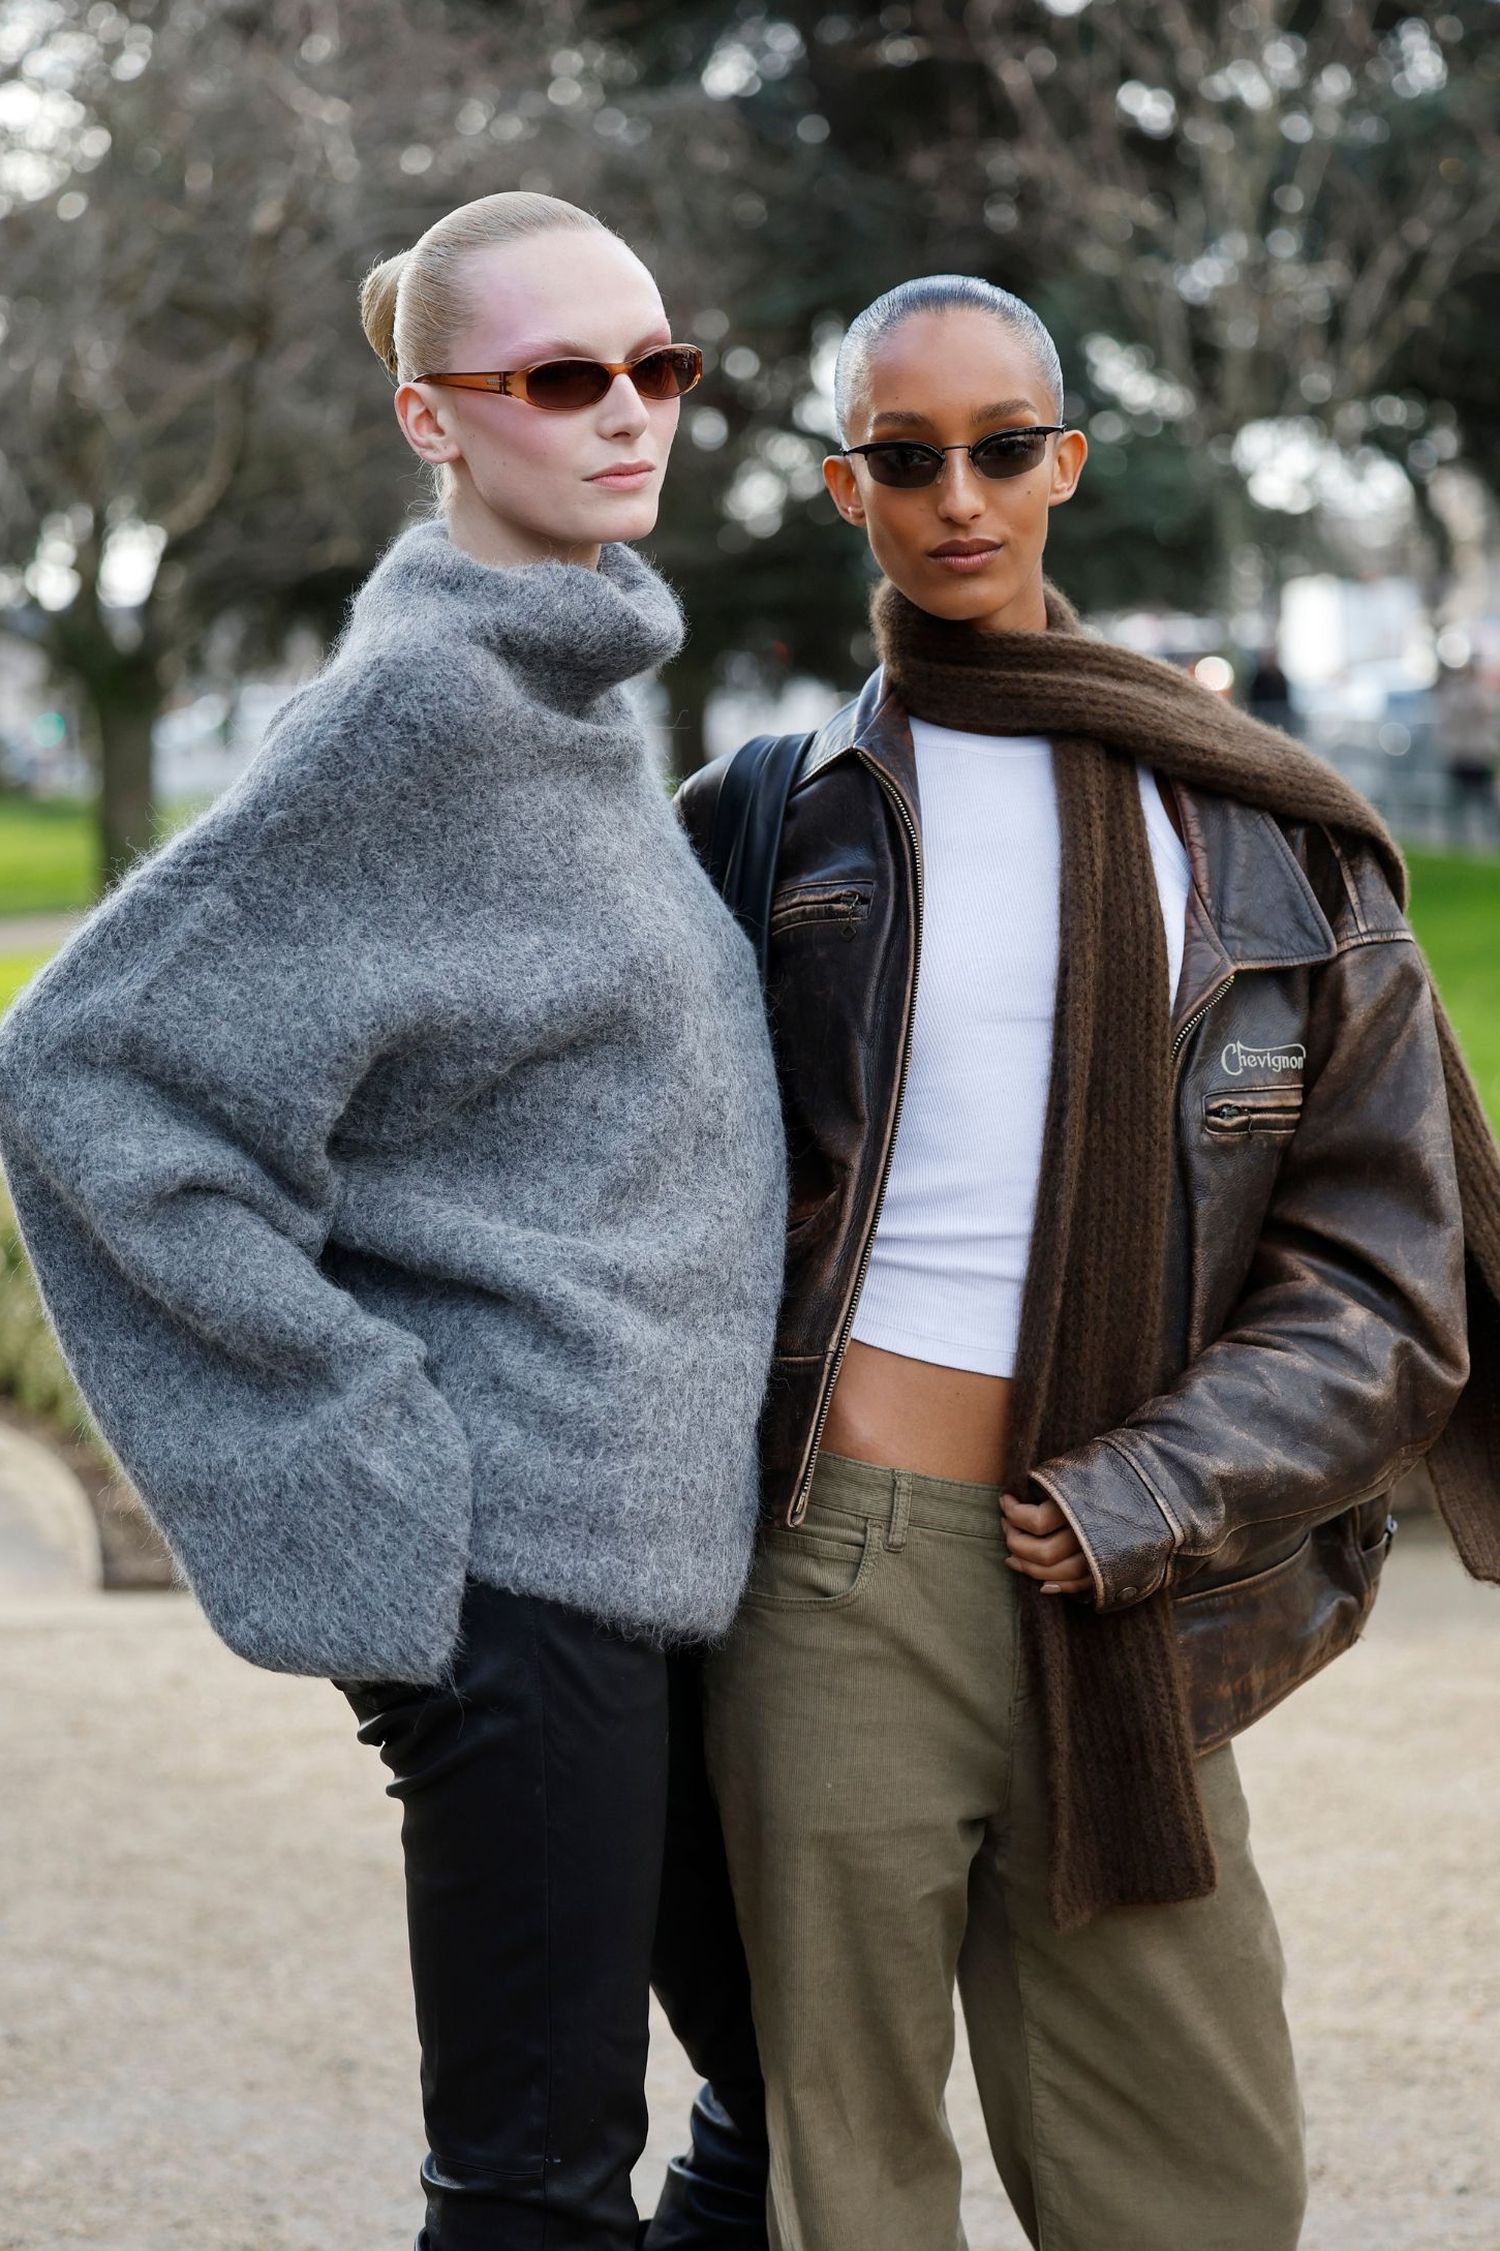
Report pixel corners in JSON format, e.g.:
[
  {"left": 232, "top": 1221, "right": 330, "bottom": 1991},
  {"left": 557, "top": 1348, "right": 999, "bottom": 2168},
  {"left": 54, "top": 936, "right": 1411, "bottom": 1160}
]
[{"left": 1221, "top": 1038, "right": 1306, "bottom": 1077}]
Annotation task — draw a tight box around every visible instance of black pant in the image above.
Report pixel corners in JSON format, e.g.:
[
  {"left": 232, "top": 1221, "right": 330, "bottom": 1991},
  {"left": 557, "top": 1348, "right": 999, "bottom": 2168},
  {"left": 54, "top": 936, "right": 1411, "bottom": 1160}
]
[
  {"left": 646, "top": 1655, "right": 770, "bottom": 2249},
  {"left": 340, "top": 1581, "right": 669, "bottom": 2251}
]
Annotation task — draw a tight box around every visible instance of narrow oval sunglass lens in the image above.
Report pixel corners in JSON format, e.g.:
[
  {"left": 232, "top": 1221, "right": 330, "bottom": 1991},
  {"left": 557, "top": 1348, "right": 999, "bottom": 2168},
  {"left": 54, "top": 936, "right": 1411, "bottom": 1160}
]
[
  {"left": 527, "top": 359, "right": 613, "bottom": 410},
  {"left": 974, "top": 432, "right": 1048, "bottom": 480},
  {"left": 868, "top": 444, "right": 942, "bottom": 488},
  {"left": 634, "top": 348, "right": 703, "bottom": 399},
  {"left": 631, "top": 351, "right": 685, "bottom": 400}
]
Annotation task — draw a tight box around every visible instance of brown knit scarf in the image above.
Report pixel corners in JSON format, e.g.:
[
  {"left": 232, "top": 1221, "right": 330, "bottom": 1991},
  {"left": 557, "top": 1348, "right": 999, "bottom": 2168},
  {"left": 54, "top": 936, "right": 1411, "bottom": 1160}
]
[{"left": 872, "top": 575, "right": 1500, "bottom": 1934}]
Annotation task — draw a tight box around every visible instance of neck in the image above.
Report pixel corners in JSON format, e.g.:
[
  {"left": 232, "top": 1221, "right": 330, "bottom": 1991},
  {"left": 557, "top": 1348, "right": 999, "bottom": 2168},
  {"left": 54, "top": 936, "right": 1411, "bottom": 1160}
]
[
  {"left": 971, "top": 565, "right": 1048, "bottom": 636},
  {"left": 444, "top": 482, "right": 601, "bottom": 573}
]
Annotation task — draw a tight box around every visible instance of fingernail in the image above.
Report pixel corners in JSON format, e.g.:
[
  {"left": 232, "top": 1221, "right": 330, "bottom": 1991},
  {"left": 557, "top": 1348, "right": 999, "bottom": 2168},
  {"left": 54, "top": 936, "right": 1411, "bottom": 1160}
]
[{"left": 1041, "top": 1583, "right": 1062, "bottom": 1594}]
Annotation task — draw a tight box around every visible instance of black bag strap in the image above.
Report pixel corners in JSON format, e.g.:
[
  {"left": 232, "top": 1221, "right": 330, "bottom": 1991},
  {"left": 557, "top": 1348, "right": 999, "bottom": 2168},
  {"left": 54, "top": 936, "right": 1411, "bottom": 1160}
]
[{"left": 704, "top": 729, "right": 813, "bottom": 986}]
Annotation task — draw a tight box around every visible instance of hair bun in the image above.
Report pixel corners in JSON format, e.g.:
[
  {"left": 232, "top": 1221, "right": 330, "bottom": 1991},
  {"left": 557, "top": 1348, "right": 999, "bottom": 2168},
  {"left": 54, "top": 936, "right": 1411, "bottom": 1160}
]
[{"left": 359, "top": 250, "right": 407, "bottom": 378}]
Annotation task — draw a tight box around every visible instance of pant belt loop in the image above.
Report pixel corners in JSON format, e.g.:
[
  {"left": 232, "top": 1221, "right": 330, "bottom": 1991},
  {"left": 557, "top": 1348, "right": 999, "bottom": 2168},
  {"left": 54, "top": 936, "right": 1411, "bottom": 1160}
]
[{"left": 885, "top": 1469, "right": 912, "bottom": 1552}]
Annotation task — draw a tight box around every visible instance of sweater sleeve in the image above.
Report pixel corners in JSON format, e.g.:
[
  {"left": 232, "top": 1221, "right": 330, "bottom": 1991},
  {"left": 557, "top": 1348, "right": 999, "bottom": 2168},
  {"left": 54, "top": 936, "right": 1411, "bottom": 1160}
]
[{"left": 0, "top": 829, "right": 474, "bottom": 1683}]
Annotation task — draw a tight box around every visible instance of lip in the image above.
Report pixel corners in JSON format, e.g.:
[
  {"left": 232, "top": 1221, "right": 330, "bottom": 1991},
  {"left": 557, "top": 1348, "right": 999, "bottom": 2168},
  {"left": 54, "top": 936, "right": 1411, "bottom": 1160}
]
[
  {"left": 929, "top": 539, "right": 1004, "bottom": 573},
  {"left": 587, "top": 460, "right": 656, "bottom": 489}
]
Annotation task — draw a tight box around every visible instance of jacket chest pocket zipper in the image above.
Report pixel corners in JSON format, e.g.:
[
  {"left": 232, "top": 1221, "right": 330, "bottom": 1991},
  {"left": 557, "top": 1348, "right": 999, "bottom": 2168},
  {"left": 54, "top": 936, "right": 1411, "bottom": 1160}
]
[
  {"left": 769, "top": 883, "right": 873, "bottom": 937},
  {"left": 1203, "top": 1088, "right": 1304, "bottom": 1137}
]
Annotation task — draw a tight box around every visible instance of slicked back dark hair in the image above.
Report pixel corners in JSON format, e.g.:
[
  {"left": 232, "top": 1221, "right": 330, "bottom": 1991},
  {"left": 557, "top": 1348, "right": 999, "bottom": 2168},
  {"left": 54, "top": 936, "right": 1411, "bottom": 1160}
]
[{"left": 833, "top": 275, "right": 1064, "bottom": 442}]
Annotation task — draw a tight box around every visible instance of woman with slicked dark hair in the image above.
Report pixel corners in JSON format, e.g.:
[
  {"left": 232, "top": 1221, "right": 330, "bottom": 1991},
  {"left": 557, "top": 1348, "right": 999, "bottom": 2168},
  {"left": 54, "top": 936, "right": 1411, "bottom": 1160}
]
[{"left": 673, "top": 272, "right": 1500, "bottom": 2250}]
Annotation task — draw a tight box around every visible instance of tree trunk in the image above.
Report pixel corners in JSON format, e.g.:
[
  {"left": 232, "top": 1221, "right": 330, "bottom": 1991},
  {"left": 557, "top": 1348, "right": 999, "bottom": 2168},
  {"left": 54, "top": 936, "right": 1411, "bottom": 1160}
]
[
  {"left": 1209, "top": 471, "right": 1265, "bottom": 675},
  {"left": 88, "top": 653, "right": 164, "bottom": 892},
  {"left": 46, "top": 586, "right": 167, "bottom": 897}
]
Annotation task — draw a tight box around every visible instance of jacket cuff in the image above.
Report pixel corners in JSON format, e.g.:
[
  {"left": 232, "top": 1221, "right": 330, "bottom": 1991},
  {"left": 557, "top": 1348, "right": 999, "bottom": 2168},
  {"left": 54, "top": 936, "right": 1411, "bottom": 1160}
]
[{"left": 1028, "top": 1437, "right": 1183, "bottom": 1611}]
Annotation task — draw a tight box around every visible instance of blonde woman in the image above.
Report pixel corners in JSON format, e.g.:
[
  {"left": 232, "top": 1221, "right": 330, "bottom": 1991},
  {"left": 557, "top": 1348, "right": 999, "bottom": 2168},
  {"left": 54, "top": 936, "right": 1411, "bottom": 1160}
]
[{"left": 0, "top": 194, "right": 785, "bottom": 2249}]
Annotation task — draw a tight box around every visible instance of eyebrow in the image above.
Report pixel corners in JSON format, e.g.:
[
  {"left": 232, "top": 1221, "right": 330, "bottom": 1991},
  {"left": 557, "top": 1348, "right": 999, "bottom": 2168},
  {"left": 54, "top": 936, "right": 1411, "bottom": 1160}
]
[
  {"left": 498, "top": 326, "right": 673, "bottom": 364},
  {"left": 870, "top": 397, "right": 1042, "bottom": 432}
]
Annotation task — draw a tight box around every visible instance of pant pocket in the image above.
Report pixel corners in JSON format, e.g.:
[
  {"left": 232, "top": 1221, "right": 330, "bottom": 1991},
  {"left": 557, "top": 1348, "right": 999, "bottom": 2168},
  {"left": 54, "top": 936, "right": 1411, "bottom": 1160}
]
[{"left": 742, "top": 1513, "right": 877, "bottom": 1611}]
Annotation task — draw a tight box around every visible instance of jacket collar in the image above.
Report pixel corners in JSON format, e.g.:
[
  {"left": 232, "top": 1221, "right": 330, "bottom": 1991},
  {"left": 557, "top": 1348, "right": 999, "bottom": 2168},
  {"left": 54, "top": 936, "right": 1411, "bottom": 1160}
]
[
  {"left": 799, "top": 669, "right": 1340, "bottom": 1035},
  {"left": 800, "top": 666, "right": 891, "bottom": 783},
  {"left": 1167, "top": 781, "right": 1337, "bottom": 1032}
]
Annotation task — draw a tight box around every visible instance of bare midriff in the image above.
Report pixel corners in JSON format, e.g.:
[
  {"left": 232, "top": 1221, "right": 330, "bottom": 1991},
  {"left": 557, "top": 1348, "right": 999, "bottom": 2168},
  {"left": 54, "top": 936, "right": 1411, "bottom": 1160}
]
[{"left": 820, "top": 1336, "right": 1013, "bottom": 1487}]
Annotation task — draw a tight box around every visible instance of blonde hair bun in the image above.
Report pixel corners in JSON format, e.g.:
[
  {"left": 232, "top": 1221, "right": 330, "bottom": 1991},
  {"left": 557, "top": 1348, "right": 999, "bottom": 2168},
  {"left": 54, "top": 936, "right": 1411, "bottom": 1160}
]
[
  {"left": 357, "top": 192, "right": 608, "bottom": 386},
  {"left": 358, "top": 251, "right": 407, "bottom": 378}
]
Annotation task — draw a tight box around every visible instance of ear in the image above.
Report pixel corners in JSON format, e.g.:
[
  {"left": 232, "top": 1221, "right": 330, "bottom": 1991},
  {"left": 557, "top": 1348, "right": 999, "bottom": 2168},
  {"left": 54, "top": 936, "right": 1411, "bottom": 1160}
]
[
  {"left": 394, "top": 379, "right": 463, "bottom": 469},
  {"left": 823, "top": 453, "right": 866, "bottom": 526},
  {"left": 1046, "top": 428, "right": 1088, "bottom": 511}
]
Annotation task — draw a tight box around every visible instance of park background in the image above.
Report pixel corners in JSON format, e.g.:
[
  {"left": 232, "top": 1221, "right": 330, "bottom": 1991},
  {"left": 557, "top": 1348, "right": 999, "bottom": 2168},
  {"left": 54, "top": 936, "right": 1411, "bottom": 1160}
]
[{"left": 0, "top": 4, "right": 1498, "bottom": 2249}]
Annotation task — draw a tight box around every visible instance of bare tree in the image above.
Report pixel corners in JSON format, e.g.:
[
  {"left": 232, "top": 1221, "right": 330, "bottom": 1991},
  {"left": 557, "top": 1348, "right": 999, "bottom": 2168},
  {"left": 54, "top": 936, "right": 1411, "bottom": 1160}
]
[
  {"left": 0, "top": 0, "right": 630, "bottom": 884},
  {"left": 890, "top": 0, "right": 1500, "bottom": 601}
]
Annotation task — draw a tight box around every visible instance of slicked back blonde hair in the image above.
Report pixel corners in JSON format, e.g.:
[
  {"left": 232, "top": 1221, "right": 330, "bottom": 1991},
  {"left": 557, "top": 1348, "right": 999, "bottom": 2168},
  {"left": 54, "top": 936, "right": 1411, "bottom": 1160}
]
[{"left": 360, "top": 191, "right": 610, "bottom": 382}]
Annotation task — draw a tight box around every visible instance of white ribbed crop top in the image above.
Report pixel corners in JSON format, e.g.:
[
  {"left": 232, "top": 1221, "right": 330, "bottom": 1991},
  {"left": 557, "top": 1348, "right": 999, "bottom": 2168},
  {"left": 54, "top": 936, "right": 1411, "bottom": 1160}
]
[{"left": 849, "top": 722, "right": 1192, "bottom": 1380}]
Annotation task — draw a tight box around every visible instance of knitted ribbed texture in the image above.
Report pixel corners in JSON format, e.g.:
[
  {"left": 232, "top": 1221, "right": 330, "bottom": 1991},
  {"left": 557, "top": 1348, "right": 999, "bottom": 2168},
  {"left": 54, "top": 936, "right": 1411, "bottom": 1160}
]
[{"left": 873, "top": 576, "right": 1500, "bottom": 1931}]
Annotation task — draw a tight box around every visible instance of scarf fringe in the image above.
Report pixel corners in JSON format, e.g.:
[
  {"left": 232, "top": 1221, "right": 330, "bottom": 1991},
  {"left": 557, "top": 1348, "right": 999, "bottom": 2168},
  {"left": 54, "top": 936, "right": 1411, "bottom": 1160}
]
[{"left": 1029, "top": 1592, "right": 1219, "bottom": 1933}]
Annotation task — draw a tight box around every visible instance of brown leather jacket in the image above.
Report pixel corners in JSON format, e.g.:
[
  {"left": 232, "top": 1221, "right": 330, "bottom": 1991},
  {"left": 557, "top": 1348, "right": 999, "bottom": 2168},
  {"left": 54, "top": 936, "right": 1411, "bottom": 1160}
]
[{"left": 677, "top": 672, "right": 1470, "bottom": 1751}]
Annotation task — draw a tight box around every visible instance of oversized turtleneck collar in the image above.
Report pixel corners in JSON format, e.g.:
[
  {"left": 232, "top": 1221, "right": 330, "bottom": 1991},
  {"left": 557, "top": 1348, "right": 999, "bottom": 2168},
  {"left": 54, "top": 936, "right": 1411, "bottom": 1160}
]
[{"left": 346, "top": 516, "right": 686, "bottom": 714}]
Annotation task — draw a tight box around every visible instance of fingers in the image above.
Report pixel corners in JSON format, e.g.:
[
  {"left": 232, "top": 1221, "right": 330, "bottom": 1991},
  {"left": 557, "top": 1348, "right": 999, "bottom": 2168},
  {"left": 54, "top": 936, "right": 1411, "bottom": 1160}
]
[
  {"left": 1000, "top": 1491, "right": 1067, "bottom": 1537},
  {"left": 1002, "top": 1523, "right": 1079, "bottom": 1568},
  {"left": 1000, "top": 1491, "right": 1092, "bottom": 1596},
  {"left": 1000, "top": 1494, "right": 1079, "bottom": 1569},
  {"left": 1005, "top": 1553, "right": 1093, "bottom": 1593}
]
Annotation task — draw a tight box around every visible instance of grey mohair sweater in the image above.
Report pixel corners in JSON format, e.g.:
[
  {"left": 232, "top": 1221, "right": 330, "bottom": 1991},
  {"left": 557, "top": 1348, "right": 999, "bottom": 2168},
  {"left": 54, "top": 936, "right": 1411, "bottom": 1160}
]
[{"left": 0, "top": 523, "right": 787, "bottom": 1681}]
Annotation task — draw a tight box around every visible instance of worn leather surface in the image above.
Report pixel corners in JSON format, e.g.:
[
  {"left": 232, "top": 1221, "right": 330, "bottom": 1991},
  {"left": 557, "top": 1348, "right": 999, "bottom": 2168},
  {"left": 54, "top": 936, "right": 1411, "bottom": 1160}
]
[{"left": 676, "top": 674, "right": 1468, "bottom": 1749}]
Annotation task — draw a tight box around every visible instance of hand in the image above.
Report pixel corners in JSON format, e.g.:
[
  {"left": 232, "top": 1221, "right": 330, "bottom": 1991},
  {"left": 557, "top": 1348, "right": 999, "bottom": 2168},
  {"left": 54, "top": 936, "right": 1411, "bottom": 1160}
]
[{"left": 1001, "top": 1490, "right": 1093, "bottom": 1597}]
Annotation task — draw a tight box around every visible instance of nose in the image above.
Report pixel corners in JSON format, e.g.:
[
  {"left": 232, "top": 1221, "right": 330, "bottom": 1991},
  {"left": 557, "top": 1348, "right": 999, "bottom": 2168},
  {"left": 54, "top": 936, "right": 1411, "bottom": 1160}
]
[
  {"left": 934, "top": 450, "right": 986, "bottom": 525},
  {"left": 600, "top": 369, "right": 650, "bottom": 442}
]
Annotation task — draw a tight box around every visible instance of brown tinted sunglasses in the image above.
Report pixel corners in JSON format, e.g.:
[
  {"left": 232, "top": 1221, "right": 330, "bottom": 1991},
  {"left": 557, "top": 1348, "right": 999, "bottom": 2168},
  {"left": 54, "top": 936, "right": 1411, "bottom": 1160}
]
[{"left": 414, "top": 344, "right": 703, "bottom": 413}]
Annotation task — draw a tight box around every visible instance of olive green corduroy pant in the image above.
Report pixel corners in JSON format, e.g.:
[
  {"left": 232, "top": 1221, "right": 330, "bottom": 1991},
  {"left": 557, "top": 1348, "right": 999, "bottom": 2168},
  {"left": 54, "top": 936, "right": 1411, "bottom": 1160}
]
[{"left": 703, "top": 1452, "right": 1306, "bottom": 2251}]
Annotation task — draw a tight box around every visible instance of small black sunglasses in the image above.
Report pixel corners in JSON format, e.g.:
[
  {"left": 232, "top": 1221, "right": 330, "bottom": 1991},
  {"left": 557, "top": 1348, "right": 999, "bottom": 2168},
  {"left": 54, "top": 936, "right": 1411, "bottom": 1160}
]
[{"left": 837, "top": 425, "right": 1067, "bottom": 489}]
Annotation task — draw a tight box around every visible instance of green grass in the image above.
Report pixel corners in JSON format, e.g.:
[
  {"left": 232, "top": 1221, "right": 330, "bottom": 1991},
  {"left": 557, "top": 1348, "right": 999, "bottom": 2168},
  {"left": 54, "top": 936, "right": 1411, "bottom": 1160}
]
[
  {"left": 1406, "top": 852, "right": 1500, "bottom": 1129},
  {"left": 0, "top": 797, "right": 96, "bottom": 914},
  {"left": 0, "top": 794, "right": 206, "bottom": 916},
  {"left": 0, "top": 951, "right": 52, "bottom": 1012}
]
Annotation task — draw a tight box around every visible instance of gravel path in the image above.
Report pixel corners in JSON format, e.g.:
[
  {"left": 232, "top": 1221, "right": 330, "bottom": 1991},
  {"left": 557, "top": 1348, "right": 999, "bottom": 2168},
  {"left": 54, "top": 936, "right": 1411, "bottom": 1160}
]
[
  {"left": 0, "top": 1502, "right": 1495, "bottom": 2251},
  {"left": 0, "top": 911, "right": 83, "bottom": 953}
]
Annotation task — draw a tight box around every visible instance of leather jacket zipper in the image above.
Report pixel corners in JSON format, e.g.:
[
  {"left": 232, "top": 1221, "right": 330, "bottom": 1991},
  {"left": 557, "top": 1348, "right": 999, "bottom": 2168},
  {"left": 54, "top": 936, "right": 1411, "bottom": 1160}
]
[
  {"left": 773, "top": 885, "right": 868, "bottom": 915},
  {"left": 789, "top": 757, "right": 923, "bottom": 1525},
  {"left": 1171, "top": 971, "right": 1235, "bottom": 1079},
  {"left": 1204, "top": 1090, "right": 1302, "bottom": 1134}
]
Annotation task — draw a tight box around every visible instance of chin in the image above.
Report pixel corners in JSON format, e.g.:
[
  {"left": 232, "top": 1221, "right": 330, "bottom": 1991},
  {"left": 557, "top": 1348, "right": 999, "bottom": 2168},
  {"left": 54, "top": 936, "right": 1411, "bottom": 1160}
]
[
  {"left": 898, "top": 569, "right": 1012, "bottom": 624},
  {"left": 581, "top": 495, "right": 661, "bottom": 547}
]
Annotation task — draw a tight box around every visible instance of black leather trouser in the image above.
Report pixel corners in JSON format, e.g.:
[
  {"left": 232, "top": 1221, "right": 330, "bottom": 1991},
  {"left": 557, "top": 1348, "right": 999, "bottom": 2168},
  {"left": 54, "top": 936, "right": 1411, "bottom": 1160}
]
[
  {"left": 644, "top": 1655, "right": 770, "bottom": 2251},
  {"left": 339, "top": 1580, "right": 669, "bottom": 2251}
]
